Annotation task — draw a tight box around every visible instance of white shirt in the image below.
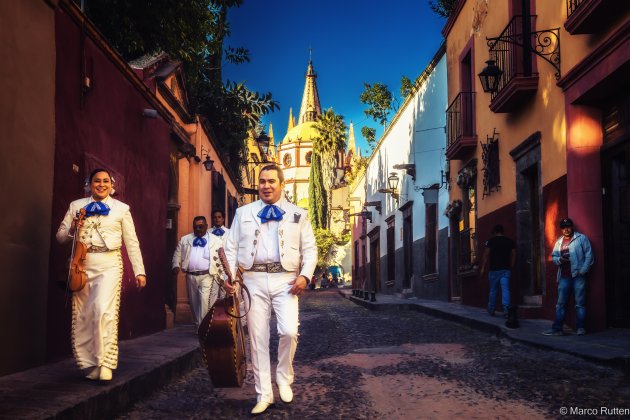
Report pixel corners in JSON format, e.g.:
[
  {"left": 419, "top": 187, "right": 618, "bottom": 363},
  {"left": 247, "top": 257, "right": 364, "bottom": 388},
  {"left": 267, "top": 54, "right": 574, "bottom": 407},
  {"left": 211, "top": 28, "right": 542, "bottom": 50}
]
[
  {"left": 187, "top": 233, "right": 210, "bottom": 271},
  {"left": 82, "top": 196, "right": 110, "bottom": 248},
  {"left": 253, "top": 198, "right": 282, "bottom": 264}
]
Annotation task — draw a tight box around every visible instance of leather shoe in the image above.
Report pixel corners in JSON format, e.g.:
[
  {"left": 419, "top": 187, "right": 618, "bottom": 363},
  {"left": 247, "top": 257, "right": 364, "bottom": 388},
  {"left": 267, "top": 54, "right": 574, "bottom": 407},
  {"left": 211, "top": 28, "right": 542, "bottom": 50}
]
[
  {"left": 278, "top": 384, "right": 293, "bottom": 403},
  {"left": 251, "top": 401, "right": 272, "bottom": 415},
  {"left": 85, "top": 366, "right": 100, "bottom": 380},
  {"left": 99, "top": 366, "right": 112, "bottom": 381}
]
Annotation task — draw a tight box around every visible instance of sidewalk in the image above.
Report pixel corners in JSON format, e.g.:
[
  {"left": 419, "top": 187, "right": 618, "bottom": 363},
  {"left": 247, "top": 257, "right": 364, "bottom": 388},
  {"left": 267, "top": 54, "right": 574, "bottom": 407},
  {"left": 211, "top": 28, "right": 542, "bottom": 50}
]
[
  {"left": 339, "top": 289, "right": 630, "bottom": 374},
  {"left": 0, "top": 325, "right": 200, "bottom": 420}
]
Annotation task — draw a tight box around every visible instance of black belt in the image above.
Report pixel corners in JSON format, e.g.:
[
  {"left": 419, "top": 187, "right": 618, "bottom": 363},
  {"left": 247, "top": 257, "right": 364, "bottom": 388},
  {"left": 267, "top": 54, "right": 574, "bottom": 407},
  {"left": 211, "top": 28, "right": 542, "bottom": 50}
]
[
  {"left": 248, "top": 262, "right": 286, "bottom": 273},
  {"left": 186, "top": 270, "right": 210, "bottom": 276}
]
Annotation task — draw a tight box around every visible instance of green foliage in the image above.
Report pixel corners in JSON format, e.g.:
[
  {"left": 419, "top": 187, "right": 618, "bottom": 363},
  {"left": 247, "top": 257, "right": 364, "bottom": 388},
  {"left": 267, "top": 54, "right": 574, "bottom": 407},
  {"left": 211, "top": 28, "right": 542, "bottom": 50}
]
[
  {"left": 359, "top": 83, "right": 394, "bottom": 127},
  {"left": 429, "top": 0, "right": 458, "bottom": 18},
  {"left": 84, "top": 0, "right": 278, "bottom": 180},
  {"left": 344, "top": 156, "right": 368, "bottom": 185},
  {"left": 308, "top": 153, "right": 327, "bottom": 229},
  {"left": 400, "top": 75, "right": 414, "bottom": 98},
  {"left": 313, "top": 228, "right": 351, "bottom": 270},
  {"left": 361, "top": 126, "right": 377, "bottom": 148},
  {"left": 313, "top": 108, "right": 347, "bottom": 227}
]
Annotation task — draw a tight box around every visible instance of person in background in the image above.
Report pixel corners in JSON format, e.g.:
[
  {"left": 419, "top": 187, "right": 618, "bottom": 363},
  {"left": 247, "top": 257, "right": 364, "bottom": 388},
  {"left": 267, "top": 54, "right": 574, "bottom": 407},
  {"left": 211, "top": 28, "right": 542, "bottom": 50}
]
[{"left": 480, "top": 224, "right": 515, "bottom": 318}]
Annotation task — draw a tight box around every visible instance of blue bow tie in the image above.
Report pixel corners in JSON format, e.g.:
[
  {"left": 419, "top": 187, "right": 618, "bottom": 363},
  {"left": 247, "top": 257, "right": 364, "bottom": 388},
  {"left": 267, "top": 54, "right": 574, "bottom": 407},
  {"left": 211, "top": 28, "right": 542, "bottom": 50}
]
[
  {"left": 193, "top": 237, "right": 207, "bottom": 247},
  {"left": 84, "top": 201, "right": 110, "bottom": 217},
  {"left": 211, "top": 227, "right": 225, "bottom": 236},
  {"left": 258, "top": 204, "right": 285, "bottom": 223}
]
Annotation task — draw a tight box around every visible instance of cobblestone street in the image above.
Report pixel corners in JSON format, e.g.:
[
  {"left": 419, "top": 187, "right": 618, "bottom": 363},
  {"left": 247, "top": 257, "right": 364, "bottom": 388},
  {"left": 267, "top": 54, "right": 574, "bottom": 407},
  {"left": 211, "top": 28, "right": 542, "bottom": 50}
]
[{"left": 118, "top": 291, "right": 630, "bottom": 419}]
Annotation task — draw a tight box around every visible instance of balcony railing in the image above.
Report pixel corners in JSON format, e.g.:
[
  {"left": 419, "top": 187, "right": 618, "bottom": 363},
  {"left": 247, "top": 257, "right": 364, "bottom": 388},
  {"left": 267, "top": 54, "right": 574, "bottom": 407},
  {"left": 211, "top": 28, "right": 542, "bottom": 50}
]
[
  {"left": 487, "top": 15, "right": 541, "bottom": 113},
  {"left": 445, "top": 92, "right": 476, "bottom": 160},
  {"left": 566, "top": 0, "right": 586, "bottom": 18}
]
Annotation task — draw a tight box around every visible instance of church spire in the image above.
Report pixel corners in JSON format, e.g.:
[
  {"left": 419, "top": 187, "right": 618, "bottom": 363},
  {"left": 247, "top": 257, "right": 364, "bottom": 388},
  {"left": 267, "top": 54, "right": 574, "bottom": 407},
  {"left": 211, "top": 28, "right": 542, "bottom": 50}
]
[
  {"left": 347, "top": 122, "right": 357, "bottom": 155},
  {"left": 287, "top": 107, "right": 295, "bottom": 131},
  {"left": 298, "top": 54, "right": 322, "bottom": 124},
  {"left": 268, "top": 123, "right": 276, "bottom": 160}
]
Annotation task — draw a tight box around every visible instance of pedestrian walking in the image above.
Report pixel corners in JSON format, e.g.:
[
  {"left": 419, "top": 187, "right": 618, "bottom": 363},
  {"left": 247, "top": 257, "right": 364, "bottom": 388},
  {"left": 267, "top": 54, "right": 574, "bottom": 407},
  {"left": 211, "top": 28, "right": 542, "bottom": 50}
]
[
  {"left": 543, "top": 218, "right": 594, "bottom": 336},
  {"left": 480, "top": 224, "right": 515, "bottom": 318},
  {"left": 56, "top": 168, "right": 147, "bottom": 382},
  {"left": 172, "top": 216, "right": 224, "bottom": 329},
  {"left": 224, "top": 163, "right": 317, "bottom": 415}
]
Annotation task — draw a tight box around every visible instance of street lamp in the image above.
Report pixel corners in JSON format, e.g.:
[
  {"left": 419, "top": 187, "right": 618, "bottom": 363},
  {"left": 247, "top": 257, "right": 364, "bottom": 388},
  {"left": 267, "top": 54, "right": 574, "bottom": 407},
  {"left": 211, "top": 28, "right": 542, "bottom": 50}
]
[
  {"left": 255, "top": 130, "right": 271, "bottom": 157},
  {"left": 200, "top": 146, "right": 214, "bottom": 171},
  {"left": 388, "top": 172, "right": 400, "bottom": 191},
  {"left": 478, "top": 60, "right": 503, "bottom": 93}
]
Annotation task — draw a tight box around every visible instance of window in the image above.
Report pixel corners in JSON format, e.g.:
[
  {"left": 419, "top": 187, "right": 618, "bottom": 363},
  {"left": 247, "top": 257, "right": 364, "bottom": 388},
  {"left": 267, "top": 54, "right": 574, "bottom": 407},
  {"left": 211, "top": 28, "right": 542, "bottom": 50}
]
[
  {"left": 283, "top": 154, "right": 292, "bottom": 167},
  {"left": 386, "top": 216, "right": 396, "bottom": 284},
  {"left": 458, "top": 161, "right": 477, "bottom": 271},
  {"left": 305, "top": 151, "right": 313, "bottom": 164},
  {"left": 400, "top": 201, "right": 414, "bottom": 289}
]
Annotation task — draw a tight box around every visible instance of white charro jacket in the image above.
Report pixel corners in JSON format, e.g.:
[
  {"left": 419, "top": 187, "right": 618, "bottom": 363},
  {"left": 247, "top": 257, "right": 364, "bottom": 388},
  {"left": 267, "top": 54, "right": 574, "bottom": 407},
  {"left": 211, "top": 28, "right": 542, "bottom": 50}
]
[
  {"left": 56, "top": 197, "right": 145, "bottom": 277},
  {"left": 224, "top": 199, "right": 317, "bottom": 280},
  {"left": 172, "top": 232, "right": 223, "bottom": 275}
]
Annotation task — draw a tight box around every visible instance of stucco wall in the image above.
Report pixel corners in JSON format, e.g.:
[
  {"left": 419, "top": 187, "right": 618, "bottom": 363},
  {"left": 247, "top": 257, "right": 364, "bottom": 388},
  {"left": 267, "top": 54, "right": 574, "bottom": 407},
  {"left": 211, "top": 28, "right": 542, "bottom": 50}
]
[{"left": 0, "top": 0, "right": 56, "bottom": 375}]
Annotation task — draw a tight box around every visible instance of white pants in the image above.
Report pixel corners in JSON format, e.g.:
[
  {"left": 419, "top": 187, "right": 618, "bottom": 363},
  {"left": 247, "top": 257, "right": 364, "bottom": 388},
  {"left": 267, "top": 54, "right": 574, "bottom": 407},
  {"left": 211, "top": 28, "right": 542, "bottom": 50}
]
[
  {"left": 186, "top": 273, "right": 219, "bottom": 327},
  {"left": 72, "top": 250, "right": 123, "bottom": 370},
  {"left": 244, "top": 271, "right": 299, "bottom": 404}
]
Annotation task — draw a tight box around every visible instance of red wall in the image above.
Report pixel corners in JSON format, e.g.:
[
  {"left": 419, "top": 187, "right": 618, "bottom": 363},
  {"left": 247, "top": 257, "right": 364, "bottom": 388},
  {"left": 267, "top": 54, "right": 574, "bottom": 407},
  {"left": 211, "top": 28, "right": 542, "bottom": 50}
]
[{"left": 47, "top": 7, "right": 171, "bottom": 361}]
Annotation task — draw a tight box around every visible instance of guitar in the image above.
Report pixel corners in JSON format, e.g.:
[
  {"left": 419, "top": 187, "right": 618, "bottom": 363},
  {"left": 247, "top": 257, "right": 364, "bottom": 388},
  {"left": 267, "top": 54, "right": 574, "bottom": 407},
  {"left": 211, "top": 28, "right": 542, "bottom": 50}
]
[{"left": 198, "top": 247, "right": 247, "bottom": 387}]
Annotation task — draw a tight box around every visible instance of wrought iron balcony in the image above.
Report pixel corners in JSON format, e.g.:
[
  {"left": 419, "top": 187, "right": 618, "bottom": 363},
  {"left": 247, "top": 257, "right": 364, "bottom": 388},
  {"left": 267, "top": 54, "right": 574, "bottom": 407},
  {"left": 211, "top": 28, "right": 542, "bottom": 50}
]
[
  {"left": 446, "top": 92, "right": 476, "bottom": 160},
  {"left": 565, "top": 0, "right": 629, "bottom": 34},
  {"left": 487, "top": 15, "right": 544, "bottom": 113}
]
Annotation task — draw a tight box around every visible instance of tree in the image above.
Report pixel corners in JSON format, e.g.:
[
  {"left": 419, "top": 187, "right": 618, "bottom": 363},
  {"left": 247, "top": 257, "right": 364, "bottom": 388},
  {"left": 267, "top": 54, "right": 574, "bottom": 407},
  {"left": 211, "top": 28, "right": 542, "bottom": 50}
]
[
  {"left": 429, "top": 0, "right": 458, "bottom": 18},
  {"left": 313, "top": 108, "right": 347, "bottom": 228},
  {"left": 400, "top": 75, "right": 414, "bottom": 98},
  {"left": 84, "top": 0, "right": 278, "bottom": 179},
  {"left": 308, "top": 153, "right": 327, "bottom": 229},
  {"left": 361, "top": 126, "right": 377, "bottom": 149},
  {"left": 359, "top": 83, "right": 395, "bottom": 127}
]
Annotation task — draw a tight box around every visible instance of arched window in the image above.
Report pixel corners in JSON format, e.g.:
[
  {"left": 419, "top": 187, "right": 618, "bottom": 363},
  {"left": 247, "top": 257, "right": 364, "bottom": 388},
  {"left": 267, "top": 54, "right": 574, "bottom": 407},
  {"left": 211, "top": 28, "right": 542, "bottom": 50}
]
[{"left": 305, "top": 151, "right": 313, "bottom": 164}]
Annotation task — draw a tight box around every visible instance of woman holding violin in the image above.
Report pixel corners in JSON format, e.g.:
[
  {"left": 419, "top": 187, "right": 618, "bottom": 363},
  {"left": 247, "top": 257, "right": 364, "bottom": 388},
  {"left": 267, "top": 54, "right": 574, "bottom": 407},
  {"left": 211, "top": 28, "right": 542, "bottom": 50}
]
[{"left": 56, "top": 168, "right": 146, "bottom": 381}]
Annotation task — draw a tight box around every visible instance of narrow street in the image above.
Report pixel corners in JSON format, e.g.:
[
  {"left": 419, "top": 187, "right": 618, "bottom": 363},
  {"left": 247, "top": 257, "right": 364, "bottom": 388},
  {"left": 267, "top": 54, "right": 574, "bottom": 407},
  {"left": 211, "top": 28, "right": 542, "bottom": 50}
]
[{"left": 118, "top": 291, "right": 630, "bottom": 419}]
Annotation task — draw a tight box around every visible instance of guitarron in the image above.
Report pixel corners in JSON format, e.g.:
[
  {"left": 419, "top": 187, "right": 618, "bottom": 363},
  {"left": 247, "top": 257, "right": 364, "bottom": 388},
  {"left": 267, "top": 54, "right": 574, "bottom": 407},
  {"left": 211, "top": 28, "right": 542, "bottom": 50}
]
[{"left": 198, "top": 247, "right": 247, "bottom": 387}]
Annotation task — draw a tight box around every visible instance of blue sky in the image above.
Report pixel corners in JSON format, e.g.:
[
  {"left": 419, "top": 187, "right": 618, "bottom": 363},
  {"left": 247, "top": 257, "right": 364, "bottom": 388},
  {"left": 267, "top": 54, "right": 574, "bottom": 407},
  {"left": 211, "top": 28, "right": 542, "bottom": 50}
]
[{"left": 224, "top": 1, "right": 447, "bottom": 155}]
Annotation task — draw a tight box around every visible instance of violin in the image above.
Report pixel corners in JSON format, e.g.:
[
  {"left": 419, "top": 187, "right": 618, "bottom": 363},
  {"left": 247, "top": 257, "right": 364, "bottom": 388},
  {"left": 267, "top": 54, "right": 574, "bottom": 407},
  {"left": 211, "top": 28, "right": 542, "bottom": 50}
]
[{"left": 67, "top": 208, "right": 87, "bottom": 292}]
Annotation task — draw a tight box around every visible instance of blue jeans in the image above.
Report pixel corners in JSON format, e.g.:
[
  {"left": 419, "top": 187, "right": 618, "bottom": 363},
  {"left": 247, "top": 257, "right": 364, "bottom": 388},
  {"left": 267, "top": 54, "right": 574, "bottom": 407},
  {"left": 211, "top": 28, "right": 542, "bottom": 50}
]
[
  {"left": 552, "top": 275, "right": 586, "bottom": 331},
  {"left": 488, "top": 270, "right": 511, "bottom": 313}
]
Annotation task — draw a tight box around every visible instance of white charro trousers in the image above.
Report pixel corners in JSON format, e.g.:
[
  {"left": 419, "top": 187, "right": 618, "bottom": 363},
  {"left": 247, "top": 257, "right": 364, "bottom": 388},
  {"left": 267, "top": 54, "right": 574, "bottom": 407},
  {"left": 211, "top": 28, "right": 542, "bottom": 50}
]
[
  {"left": 186, "top": 273, "right": 220, "bottom": 328},
  {"left": 243, "top": 271, "right": 299, "bottom": 404},
  {"left": 71, "top": 250, "right": 123, "bottom": 370}
]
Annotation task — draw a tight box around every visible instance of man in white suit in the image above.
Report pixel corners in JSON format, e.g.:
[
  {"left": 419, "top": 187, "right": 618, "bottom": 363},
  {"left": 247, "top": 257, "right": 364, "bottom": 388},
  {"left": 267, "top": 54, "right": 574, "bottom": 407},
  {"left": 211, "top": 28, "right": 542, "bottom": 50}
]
[
  {"left": 210, "top": 209, "right": 229, "bottom": 244},
  {"left": 225, "top": 164, "right": 317, "bottom": 415},
  {"left": 172, "top": 216, "right": 223, "bottom": 328}
]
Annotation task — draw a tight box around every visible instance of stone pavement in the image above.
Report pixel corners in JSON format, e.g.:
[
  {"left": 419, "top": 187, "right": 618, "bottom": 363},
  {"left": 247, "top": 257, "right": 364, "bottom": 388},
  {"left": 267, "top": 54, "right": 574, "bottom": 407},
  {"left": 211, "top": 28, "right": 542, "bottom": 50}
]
[
  {"left": 0, "top": 325, "right": 201, "bottom": 420},
  {"left": 1, "top": 290, "right": 628, "bottom": 419},
  {"left": 340, "top": 289, "right": 630, "bottom": 373}
]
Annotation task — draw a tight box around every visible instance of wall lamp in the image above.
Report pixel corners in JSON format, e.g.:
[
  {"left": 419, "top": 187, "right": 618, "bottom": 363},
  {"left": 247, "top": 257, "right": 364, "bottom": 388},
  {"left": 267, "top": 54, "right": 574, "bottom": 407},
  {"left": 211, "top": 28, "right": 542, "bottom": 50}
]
[
  {"left": 363, "top": 201, "right": 382, "bottom": 215},
  {"left": 478, "top": 60, "right": 503, "bottom": 93},
  {"left": 200, "top": 146, "right": 214, "bottom": 171},
  {"left": 393, "top": 163, "right": 416, "bottom": 181},
  {"left": 378, "top": 172, "right": 400, "bottom": 202},
  {"left": 255, "top": 130, "right": 271, "bottom": 156}
]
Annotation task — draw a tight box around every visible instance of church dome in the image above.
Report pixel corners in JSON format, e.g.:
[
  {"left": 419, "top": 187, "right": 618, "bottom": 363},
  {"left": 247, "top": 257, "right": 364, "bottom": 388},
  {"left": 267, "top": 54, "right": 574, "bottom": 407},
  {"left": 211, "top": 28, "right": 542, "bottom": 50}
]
[{"left": 281, "top": 121, "right": 319, "bottom": 144}]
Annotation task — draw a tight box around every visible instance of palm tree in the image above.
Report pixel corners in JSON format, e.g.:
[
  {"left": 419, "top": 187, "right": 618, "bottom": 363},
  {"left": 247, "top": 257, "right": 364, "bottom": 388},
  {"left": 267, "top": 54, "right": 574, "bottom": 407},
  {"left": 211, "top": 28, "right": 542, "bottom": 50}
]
[{"left": 314, "top": 108, "right": 347, "bottom": 228}]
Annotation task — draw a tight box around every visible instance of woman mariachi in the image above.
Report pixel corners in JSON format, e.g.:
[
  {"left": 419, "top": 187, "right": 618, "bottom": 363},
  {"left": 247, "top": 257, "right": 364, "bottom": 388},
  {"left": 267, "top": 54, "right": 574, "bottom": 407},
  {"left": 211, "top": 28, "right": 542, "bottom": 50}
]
[{"left": 56, "top": 168, "right": 147, "bottom": 381}]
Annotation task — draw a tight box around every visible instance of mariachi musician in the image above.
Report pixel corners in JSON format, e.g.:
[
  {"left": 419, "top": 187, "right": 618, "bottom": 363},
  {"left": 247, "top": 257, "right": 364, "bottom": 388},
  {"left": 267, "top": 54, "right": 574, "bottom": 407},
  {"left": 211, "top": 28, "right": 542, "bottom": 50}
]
[
  {"left": 224, "top": 163, "right": 317, "bottom": 415},
  {"left": 56, "top": 168, "right": 146, "bottom": 382}
]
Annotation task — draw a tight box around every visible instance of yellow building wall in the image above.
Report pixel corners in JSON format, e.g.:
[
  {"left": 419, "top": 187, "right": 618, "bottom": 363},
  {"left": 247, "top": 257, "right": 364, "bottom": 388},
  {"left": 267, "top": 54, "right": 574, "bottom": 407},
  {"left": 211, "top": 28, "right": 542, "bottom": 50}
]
[{"left": 446, "top": 0, "right": 575, "bottom": 219}]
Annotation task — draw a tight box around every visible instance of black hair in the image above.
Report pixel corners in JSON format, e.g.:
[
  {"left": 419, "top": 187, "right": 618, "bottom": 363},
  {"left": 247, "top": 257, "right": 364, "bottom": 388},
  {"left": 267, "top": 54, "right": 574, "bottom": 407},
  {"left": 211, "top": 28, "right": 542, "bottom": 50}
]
[
  {"left": 89, "top": 168, "right": 114, "bottom": 183},
  {"left": 491, "top": 224, "right": 504, "bottom": 234},
  {"left": 260, "top": 163, "right": 285, "bottom": 184},
  {"left": 193, "top": 216, "right": 207, "bottom": 225},
  {"left": 211, "top": 209, "right": 225, "bottom": 218}
]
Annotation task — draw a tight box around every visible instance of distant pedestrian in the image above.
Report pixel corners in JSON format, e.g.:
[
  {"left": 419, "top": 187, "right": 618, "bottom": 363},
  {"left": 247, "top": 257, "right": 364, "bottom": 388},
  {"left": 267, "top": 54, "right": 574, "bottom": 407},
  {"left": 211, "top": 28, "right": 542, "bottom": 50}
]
[
  {"left": 543, "top": 218, "right": 594, "bottom": 336},
  {"left": 480, "top": 224, "right": 515, "bottom": 318}
]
